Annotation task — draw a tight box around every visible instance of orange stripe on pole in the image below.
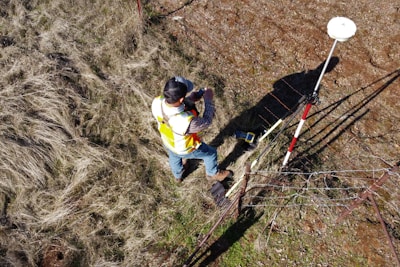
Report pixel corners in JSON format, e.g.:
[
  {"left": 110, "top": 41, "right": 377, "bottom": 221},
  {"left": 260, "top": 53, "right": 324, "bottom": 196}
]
[
  {"left": 302, "top": 103, "right": 312, "bottom": 120},
  {"left": 282, "top": 102, "right": 313, "bottom": 166},
  {"left": 288, "top": 137, "right": 298, "bottom": 152}
]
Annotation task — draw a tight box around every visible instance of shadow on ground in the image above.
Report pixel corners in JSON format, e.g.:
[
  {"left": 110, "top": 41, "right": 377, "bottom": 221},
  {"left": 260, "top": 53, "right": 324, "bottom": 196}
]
[
  {"left": 185, "top": 208, "right": 263, "bottom": 267},
  {"left": 211, "top": 57, "right": 340, "bottom": 169},
  {"left": 289, "top": 68, "right": 400, "bottom": 170}
]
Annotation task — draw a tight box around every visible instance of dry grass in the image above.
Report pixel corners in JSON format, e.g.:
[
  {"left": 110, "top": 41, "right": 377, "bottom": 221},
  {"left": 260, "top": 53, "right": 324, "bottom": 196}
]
[{"left": 0, "top": 1, "right": 215, "bottom": 266}]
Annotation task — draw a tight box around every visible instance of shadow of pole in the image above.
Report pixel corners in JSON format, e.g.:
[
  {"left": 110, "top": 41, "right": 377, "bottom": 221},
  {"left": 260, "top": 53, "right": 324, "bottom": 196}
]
[
  {"left": 308, "top": 68, "right": 400, "bottom": 132},
  {"left": 287, "top": 69, "right": 400, "bottom": 169},
  {"left": 211, "top": 58, "right": 340, "bottom": 169}
]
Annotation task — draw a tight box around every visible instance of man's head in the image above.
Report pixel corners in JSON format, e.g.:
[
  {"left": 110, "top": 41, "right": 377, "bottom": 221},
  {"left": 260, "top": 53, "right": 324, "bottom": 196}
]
[{"left": 163, "top": 76, "right": 194, "bottom": 104}]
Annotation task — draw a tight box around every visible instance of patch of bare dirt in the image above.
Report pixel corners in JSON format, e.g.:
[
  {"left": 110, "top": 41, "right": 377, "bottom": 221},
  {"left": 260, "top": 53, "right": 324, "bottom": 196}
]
[
  {"left": 153, "top": 1, "right": 398, "bottom": 98},
  {"left": 149, "top": 1, "right": 399, "bottom": 170}
]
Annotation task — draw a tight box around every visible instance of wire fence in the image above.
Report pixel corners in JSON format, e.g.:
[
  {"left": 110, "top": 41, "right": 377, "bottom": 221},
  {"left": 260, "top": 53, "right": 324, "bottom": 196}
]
[
  {"left": 238, "top": 167, "right": 398, "bottom": 210},
  {"left": 183, "top": 165, "right": 400, "bottom": 266}
]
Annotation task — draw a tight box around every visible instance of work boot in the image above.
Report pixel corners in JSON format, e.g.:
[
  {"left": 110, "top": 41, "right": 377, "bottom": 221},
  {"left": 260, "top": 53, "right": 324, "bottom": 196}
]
[{"left": 207, "top": 169, "right": 233, "bottom": 182}]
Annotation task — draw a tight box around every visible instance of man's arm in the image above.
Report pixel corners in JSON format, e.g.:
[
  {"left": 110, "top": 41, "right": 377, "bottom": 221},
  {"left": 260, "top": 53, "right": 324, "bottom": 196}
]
[{"left": 186, "top": 88, "right": 215, "bottom": 134}]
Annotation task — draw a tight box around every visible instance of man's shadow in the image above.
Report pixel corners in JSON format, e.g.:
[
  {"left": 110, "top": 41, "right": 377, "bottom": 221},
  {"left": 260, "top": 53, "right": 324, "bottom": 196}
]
[{"left": 211, "top": 57, "right": 340, "bottom": 169}]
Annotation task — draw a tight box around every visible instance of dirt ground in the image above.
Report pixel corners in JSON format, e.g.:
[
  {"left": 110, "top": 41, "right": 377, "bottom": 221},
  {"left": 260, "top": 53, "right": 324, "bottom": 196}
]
[
  {"left": 149, "top": 0, "right": 400, "bottom": 167},
  {"left": 147, "top": 0, "right": 399, "bottom": 265},
  {"left": 152, "top": 0, "right": 399, "bottom": 98}
]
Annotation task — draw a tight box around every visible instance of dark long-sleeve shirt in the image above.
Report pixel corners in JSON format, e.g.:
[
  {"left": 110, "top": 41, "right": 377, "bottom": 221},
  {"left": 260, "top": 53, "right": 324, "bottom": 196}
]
[{"left": 186, "top": 98, "right": 214, "bottom": 134}]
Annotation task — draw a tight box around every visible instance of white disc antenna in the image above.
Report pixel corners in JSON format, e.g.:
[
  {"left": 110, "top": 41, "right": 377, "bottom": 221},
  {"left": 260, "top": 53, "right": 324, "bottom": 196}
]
[{"left": 327, "top": 17, "right": 357, "bottom": 42}]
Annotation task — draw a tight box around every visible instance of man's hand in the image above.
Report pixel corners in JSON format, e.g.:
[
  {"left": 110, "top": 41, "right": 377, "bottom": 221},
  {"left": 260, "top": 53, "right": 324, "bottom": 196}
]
[
  {"left": 188, "top": 88, "right": 213, "bottom": 102},
  {"left": 203, "top": 88, "right": 213, "bottom": 101},
  {"left": 188, "top": 91, "right": 201, "bottom": 102}
]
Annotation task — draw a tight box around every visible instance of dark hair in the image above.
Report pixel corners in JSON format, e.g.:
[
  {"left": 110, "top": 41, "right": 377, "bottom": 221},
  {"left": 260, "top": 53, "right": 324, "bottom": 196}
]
[{"left": 163, "top": 77, "right": 188, "bottom": 104}]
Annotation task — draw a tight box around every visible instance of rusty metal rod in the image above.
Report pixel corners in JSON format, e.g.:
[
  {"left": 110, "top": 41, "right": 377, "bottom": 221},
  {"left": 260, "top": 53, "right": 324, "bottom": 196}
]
[
  {"left": 236, "top": 164, "right": 251, "bottom": 218},
  {"left": 368, "top": 195, "right": 400, "bottom": 266},
  {"left": 336, "top": 165, "right": 399, "bottom": 224}
]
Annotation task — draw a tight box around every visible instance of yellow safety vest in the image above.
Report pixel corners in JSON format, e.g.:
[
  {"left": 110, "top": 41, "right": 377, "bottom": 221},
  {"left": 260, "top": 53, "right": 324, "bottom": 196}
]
[{"left": 152, "top": 96, "right": 201, "bottom": 155}]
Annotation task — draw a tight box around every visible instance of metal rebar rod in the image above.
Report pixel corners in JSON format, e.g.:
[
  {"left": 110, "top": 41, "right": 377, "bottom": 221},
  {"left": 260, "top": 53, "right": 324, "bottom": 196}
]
[{"left": 369, "top": 195, "right": 400, "bottom": 266}]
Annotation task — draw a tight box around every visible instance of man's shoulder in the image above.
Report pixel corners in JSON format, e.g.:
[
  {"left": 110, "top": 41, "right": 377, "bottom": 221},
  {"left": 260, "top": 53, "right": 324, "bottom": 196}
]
[
  {"left": 169, "top": 111, "right": 195, "bottom": 125},
  {"left": 152, "top": 95, "right": 163, "bottom": 105},
  {"left": 152, "top": 95, "right": 163, "bottom": 102},
  {"left": 151, "top": 96, "right": 163, "bottom": 116}
]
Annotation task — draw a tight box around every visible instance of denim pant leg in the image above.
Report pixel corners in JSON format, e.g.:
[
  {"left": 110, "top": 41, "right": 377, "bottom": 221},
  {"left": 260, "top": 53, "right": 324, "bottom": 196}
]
[
  {"left": 167, "top": 149, "right": 184, "bottom": 179},
  {"left": 190, "top": 143, "right": 218, "bottom": 176}
]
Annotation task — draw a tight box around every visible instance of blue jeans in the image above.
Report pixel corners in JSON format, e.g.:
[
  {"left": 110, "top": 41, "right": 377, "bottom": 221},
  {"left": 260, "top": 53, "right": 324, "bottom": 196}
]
[{"left": 167, "top": 143, "right": 218, "bottom": 179}]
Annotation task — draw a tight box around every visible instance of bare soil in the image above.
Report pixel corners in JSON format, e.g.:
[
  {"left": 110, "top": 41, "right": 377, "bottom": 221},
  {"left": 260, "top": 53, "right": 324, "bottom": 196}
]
[
  {"left": 147, "top": 0, "right": 400, "bottom": 266},
  {"left": 149, "top": 0, "right": 399, "bottom": 171}
]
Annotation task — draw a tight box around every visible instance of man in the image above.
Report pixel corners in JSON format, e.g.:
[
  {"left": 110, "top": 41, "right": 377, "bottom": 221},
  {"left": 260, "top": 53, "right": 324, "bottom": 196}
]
[{"left": 151, "top": 76, "right": 232, "bottom": 183}]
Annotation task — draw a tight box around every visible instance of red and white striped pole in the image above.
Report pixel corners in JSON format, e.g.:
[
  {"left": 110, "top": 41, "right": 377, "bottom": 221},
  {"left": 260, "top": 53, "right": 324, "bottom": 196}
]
[
  {"left": 282, "top": 17, "right": 356, "bottom": 167},
  {"left": 282, "top": 101, "right": 313, "bottom": 166}
]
